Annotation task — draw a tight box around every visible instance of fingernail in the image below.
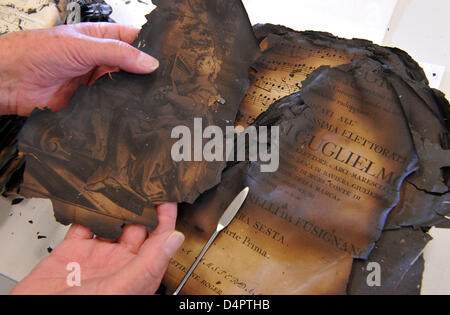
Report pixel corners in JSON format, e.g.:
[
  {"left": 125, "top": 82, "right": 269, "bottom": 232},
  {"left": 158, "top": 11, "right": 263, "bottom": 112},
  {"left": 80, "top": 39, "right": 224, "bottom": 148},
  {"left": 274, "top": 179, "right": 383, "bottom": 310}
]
[
  {"left": 137, "top": 53, "right": 159, "bottom": 72},
  {"left": 163, "top": 231, "right": 185, "bottom": 258}
]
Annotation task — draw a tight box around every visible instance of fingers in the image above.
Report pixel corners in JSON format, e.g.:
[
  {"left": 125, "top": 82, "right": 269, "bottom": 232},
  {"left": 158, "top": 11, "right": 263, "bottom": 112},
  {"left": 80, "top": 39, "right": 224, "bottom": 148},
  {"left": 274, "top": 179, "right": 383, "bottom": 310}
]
[
  {"left": 113, "top": 203, "right": 184, "bottom": 294},
  {"left": 118, "top": 203, "right": 177, "bottom": 255},
  {"left": 120, "top": 230, "right": 184, "bottom": 294},
  {"left": 118, "top": 224, "right": 148, "bottom": 254},
  {"left": 162, "top": 230, "right": 186, "bottom": 259},
  {"left": 65, "top": 224, "right": 94, "bottom": 240},
  {"left": 151, "top": 203, "right": 178, "bottom": 236},
  {"left": 133, "top": 203, "right": 179, "bottom": 272},
  {"left": 94, "top": 236, "right": 117, "bottom": 243},
  {"left": 134, "top": 203, "right": 183, "bottom": 292},
  {"left": 83, "top": 38, "right": 159, "bottom": 74},
  {"left": 74, "top": 22, "right": 140, "bottom": 44},
  {"left": 74, "top": 23, "right": 159, "bottom": 74}
]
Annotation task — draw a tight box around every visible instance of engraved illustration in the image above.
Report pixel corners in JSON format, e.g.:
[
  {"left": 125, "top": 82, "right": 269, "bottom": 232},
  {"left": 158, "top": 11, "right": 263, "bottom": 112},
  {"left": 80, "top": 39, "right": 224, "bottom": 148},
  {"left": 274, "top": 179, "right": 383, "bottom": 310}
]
[{"left": 18, "top": 0, "right": 260, "bottom": 238}]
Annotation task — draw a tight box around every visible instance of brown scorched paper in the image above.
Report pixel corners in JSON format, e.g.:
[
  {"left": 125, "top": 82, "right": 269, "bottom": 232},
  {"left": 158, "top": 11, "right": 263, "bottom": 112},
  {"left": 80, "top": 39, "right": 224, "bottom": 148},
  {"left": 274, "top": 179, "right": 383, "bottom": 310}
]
[
  {"left": 240, "top": 24, "right": 450, "bottom": 229},
  {"left": 17, "top": 0, "right": 260, "bottom": 238},
  {"left": 162, "top": 26, "right": 449, "bottom": 295},
  {"left": 347, "top": 227, "right": 432, "bottom": 295},
  {"left": 0, "top": 116, "right": 27, "bottom": 193},
  {"left": 163, "top": 60, "right": 421, "bottom": 294}
]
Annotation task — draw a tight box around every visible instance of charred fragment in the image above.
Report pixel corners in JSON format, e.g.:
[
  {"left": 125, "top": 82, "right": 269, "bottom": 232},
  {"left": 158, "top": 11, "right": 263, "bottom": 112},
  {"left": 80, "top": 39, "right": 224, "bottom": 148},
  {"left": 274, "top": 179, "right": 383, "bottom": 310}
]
[
  {"left": 0, "top": 6, "right": 448, "bottom": 296},
  {"left": 17, "top": 0, "right": 260, "bottom": 239},
  {"left": 163, "top": 57, "right": 420, "bottom": 293}
]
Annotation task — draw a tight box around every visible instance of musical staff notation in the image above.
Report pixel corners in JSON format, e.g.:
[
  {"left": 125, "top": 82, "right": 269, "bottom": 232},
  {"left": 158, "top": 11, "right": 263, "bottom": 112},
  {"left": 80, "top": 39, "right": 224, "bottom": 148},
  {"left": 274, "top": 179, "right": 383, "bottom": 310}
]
[{"left": 236, "top": 39, "right": 358, "bottom": 127}]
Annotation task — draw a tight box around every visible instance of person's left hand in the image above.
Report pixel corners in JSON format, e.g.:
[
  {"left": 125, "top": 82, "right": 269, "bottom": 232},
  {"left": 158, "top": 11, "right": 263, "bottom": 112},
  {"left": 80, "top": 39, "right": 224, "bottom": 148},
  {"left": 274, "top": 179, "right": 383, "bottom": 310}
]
[
  {"left": 0, "top": 23, "right": 159, "bottom": 116},
  {"left": 10, "top": 203, "right": 184, "bottom": 295}
]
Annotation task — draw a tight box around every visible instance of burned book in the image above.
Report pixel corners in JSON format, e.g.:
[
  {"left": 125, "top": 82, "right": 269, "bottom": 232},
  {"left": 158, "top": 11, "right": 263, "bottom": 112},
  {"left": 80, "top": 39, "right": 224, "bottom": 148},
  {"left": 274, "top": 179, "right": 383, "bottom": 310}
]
[
  {"left": 237, "top": 24, "right": 450, "bottom": 229},
  {"left": 0, "top": 116, "right": 26, "bottom": 195},
  {"left": 17, "top": 0, "right": 260, "bottom": 238},
  {"left": 162, "top": 26, "right": 449, "bottom": 295}
]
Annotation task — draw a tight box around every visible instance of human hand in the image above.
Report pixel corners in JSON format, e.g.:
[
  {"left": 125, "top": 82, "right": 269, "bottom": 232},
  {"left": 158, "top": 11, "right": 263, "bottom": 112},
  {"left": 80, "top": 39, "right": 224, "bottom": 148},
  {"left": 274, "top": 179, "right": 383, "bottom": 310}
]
[
  {"left": 10, "top": 203, "right": 184, "bottom": 295},
  {"left": 0, "top": 23, "right": 159, "bottom": 116}
]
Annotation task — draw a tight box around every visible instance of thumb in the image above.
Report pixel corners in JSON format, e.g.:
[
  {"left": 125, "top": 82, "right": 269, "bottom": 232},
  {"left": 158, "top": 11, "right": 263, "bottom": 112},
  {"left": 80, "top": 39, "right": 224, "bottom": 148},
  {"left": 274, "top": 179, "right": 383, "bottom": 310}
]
[
  {"left": 81, "top": 37, "right": 159, "bottom": 74},
  {"left": 116, "top": 230, "right": 185, "bottom": 294}
]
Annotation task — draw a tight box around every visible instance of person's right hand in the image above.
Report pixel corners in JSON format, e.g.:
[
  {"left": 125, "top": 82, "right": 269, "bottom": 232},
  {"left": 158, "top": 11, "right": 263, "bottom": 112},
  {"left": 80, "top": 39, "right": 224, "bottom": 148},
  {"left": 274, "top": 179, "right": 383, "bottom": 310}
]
[{"left": 0, "top": 23, "right": 159, "bottom": 116}]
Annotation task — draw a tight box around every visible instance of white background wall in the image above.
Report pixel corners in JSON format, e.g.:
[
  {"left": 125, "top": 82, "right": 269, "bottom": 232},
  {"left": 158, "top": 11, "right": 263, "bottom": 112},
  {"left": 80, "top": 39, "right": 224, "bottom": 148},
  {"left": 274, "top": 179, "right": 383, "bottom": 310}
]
[{"left": 384, "top": 0, "right": 450, "bottom": 96}]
